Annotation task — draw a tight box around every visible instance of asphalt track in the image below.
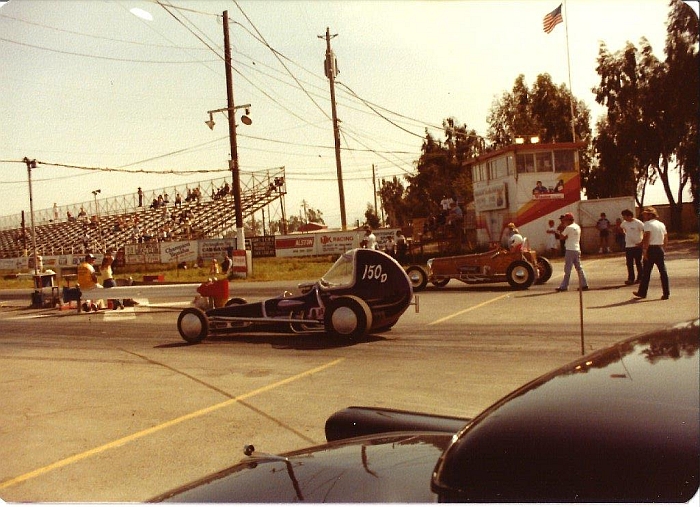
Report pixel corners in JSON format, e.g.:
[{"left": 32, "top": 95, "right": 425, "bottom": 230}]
[{"left": 0, "top": 242, "right": 697, "bottom": 502}]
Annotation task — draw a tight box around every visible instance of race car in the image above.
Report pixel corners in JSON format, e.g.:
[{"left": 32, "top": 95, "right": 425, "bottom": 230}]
[
  {"left": 176, "top": 248, "right": 416, "bottom": 344},
  {"left": 406, "top": 246, "right": 552, "bottom": 291}
]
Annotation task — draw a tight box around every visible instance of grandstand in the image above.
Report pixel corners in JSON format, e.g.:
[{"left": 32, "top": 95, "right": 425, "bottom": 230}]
[{"left": 0, "top": 167, "right": 286, "bottom": 259}]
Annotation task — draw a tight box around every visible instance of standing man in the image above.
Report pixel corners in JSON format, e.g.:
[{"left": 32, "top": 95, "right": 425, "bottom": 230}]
[
  {"left": 596, "top": 212, "right": 611, "bottom": 253},
  {"left": 556, "top": 215, "right": 567, "bottom": 255},
  {"left": 555, "top": 212, "right": 589, "bottom": 292},
  {"left": 137, "top": 187, "right": 144, "bottom": 207},
  {"left": 633, "top": 206, "right": 669, "bottom": 300},
  {"left": 620, "top": 209, "right": 644, "bottom": 285},
  {"left": 362, "top": 227, "right": 378, "bottom": 250}
]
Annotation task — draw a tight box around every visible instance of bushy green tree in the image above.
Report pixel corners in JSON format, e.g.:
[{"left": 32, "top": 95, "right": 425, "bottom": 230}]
[
  {"left": 486, "top": 73, "right": 591, "bottom": 147},
  {"left": 591, "top": 0, "right": 698, "bottom": 228}
]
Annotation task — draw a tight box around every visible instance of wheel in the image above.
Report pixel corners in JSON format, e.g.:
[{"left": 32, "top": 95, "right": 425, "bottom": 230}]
[
  {"left": 177, "top": 307, "right": 209, "bottom": 343},
  {"left": 506, "top": 260, "right": 536, "bottom": 289},
  {"left": 535, "top": 257, "right": 553, "bottom": 284},
  {"left": 225, "top": 297, "right": 248, "bottom": 306},
  {"left": 406, "top": 265, "right": 428, "bottom": 291},
  {"left": 432, "top": 277, "right": 450, "bottom": 288},
  {"left": 324, "top": 296, "right": 373, "bottom": 342}
]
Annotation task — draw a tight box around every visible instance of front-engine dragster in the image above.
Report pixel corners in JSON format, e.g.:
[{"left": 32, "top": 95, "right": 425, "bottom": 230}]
[{"left": 177, "top": 248, "right": 417, "bottom": 343}]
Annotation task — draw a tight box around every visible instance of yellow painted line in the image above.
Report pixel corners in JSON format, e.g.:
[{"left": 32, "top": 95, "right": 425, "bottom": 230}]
[
  {"left": 0, "top": 358, "right": 345, "bottom": 491},
  {"left": 428, "top": 293, "right": 511, "bottom": 326}
]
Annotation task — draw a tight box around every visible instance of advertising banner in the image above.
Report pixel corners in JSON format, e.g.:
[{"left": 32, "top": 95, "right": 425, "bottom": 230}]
[
  {"left": 232, "top": 250, "right": 247, "bottom": 273},
  {"left": 200, "top": 238, "right": 236, "bottom": 262},
  {"left": 250, "top": 236, "right": 276, "bottom": 258},
  {"left": 161, "top": 240, "right": 198, "bottom": 264},
  {"left": 475, "top": 183, "right": 507, "bottom": 212},
  {"left": 275, "top": 235, "right": 315, "bottom": 258},
  {"left": 315, "top": 231, "right": 360, "bottom": 256},
  {"left": 373, "top": 228, "right": 400, "bottom": 251},
  {"left": 125, "top": 243, "right": 161, "bottom": 264}
]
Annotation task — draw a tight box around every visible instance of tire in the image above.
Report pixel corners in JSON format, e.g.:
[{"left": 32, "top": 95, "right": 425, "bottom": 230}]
[
  {"left": 225, "top": 297, "right": 248, "bottom": 306},
  {"left": 177, "top": 307, "right": 209, "bottom": 343},
  {"left": 324, "top": 296, "right": 373, "bottom": 342},
  {"left": 535, "top": 257, "right": 553, "bottom": 285},
  {"left": 432, "top": 277, "right": 450, "bottom": 288},
  {"left": 406, "top": 265, "right": 428, "bottom": 291},
  {"left": 506, "top": 260, "right": 536, "bottom": 289}
]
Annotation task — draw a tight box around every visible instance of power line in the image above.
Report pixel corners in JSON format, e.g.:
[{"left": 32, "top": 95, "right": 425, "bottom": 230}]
[{"left": 0, "top": 36, "right": 218, "bottom": 63}]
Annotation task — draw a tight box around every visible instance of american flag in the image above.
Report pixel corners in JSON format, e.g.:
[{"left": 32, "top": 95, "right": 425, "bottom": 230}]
[{"left": 543, "top": 4, "right": 563, "bottom": 34}]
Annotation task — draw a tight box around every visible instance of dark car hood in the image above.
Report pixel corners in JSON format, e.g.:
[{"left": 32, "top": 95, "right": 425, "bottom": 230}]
[
  {"left": 153, "top": 433, "right": 452, "bottom": 503},
  {"left": 432, "top": 319, "right": 700, "bottom": 503}
]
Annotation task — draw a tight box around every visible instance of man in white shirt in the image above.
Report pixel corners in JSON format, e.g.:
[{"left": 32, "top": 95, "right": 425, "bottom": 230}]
[
  {"left": 362, "top": 227, "right": 378, "bottom": 250},
  {"left": 555, "top": 213, "right": 589, "bottom": 292},
  {"left": 620, "top": 209, "right": 644, "bottom": 285},
  {"left": 633, "top": 206, "right": 669, "bottom": 300}
]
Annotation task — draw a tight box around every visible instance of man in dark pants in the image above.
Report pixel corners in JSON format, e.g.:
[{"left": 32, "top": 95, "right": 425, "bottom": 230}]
[
  {"left": 633, "top": 207, "right": 670, "bottom": 300},
  {"left": 620, "top": 209, "right": 644, "bottom": 285}
]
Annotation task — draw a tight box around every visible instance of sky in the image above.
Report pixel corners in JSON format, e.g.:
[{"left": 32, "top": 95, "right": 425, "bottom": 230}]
[{"left": 0, "top": 0, "right": 694, "bottom": 229}]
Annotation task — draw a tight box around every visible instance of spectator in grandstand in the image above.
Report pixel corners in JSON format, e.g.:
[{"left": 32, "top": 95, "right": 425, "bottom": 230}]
[
  {"left": 82, "top": 229, "right": 90, "bottom": 252},
  {"left": 137, "top": 187, "right": 144, "bottom": 207},
  {"left": 174, "top": 192, "right": 182, "bottom": 208},
  {"left": 77, "top": 206, "right": 88, "bottom": 223},
  {"left": 131, "top": 223, "right": 141, "bottom": 242},
  {"left": 67, "top": 211, "right": 76, "bottom": 222},
  {"left": 210, "top": 258, "right": 220, "bottom": 275},
  {"left": 163, "top": 192, "right": 170, "bottom": 205},
  {"left": 141, "top": 227, "right": 154, "bottom": 243}
]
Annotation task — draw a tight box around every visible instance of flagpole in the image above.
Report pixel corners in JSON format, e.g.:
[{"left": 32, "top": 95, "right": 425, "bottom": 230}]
[{"left": 562, "top": 0, "right": 576, "bottom": 142}]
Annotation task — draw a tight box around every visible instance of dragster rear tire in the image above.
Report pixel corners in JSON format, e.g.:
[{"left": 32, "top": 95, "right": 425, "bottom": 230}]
[
  {"left": 535, "top": 257, "right": 553, "bottom": 284},
  {"left": 177, "top": 307, "right": 209, "bottom": 343}
]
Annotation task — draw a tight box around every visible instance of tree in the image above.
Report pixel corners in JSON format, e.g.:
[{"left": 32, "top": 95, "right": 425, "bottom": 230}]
[
  {"left": 487, "top": 74, "right": 592, "bottom": 190},
  {"left": 400, "top": 119, "right": 482, "bottom": 220},
  {"left": 664, "top": 0, "right": 699, "bottom": 218},
  {"left": 364, "top": 204, "right": 381, "bottom": 229},
  {"left": 591, "top": 0, "right": 698, "bottom": 229},
  {"left": 487, "top": 73, "right": 592, "bottom": 147},
  {"left": 378, "top": 176, "right": 409, "bottom": 227}
]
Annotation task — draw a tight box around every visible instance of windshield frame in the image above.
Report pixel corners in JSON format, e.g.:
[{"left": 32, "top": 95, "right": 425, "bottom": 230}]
[{"left": 319, "top": 250, "right": 355, "bottom": 289}]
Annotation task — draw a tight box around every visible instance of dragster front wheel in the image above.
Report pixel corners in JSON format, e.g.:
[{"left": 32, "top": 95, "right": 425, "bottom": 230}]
[{"left": 177, "top": 307, "right": 209, "bottom": 343}]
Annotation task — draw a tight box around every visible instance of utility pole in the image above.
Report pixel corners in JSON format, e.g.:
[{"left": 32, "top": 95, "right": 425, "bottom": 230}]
[
  {"left": 319, "top": 27, "right": 346, "bottom": 230},
  {"left": 372, "top": 164, "right": 378, "bottom": 220},
  {"left": 23, "top": 158, "right": 38, "bottom": 278},
  {"left": 223, "top": 10, "right": 245, "bottom": 251}
]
